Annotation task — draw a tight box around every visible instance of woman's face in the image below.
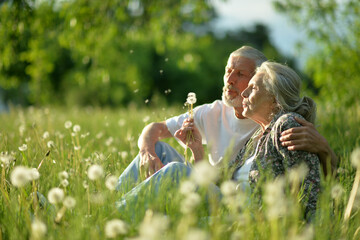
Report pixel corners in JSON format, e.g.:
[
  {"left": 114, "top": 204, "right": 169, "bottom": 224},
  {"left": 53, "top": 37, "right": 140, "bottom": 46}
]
[{"left": 241, "top": 72, "right": 276, "bottom": 128}]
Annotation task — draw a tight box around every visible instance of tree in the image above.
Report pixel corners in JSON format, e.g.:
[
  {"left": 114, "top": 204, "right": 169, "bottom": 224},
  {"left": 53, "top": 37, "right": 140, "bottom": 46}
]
[{"left": 273, "top": 0, "right": 360, "bottom": 107}]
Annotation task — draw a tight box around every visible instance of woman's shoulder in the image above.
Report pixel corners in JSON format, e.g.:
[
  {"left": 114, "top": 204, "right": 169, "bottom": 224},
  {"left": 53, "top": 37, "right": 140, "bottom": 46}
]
[{"left": 273, "top": 112, "right": 304, "bottom": 131}]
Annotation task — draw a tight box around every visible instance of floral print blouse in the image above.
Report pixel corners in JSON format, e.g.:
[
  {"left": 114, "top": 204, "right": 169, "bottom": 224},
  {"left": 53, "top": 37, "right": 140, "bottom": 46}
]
[{"left": 228, "top": 111, "right": 321, "bottom": 218}]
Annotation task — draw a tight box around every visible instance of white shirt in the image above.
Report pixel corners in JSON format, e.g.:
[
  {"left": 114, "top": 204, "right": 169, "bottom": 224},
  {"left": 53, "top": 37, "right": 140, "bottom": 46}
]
[{"left": 166, "top": 100, "right": 259, "bottom": 166}]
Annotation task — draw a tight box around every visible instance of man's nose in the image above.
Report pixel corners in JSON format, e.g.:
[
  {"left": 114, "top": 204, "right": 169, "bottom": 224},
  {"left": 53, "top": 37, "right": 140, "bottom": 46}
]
[{"left": 226, "top": 71, "right": 236, "bottom": 85}]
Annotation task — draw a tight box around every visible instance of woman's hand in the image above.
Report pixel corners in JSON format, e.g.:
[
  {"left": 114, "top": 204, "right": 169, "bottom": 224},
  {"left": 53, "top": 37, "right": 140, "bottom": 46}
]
[{"left": 174, "top": 118, "right": 204, "bottom": 162}]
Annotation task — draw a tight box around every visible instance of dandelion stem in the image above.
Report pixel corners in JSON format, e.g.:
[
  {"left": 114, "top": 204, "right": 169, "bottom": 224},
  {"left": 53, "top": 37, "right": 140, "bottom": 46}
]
[{"left": 344, "top": 168, "right": 360, "bottom": 221}]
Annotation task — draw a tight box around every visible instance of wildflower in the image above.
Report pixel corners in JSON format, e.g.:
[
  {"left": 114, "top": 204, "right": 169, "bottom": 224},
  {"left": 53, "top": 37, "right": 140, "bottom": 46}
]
[
  {"left": 73, "top": 125, "right": 81, "bottom": 133},
  {"left": 191, "top": 161, "right": 219, "bottom": 187},
  {"left": 63, "top": 196, "right": 76, "bottom": 209},
  {"left": 139, "top": 210, "right": 169, "bottom": 240},
  {"left": 47, "top": 187, "right": 65, "bottom": 204},
  {"left": 10, "top": 166, "right": 32, "bottom": 187},
  {"left": 19, "top": 125, "right": 26, "bottom": 136},
  {"left": 64, "top": 121, "right": 72, "bottom": 129},
  {"left": 31, "top": 219, "right": 47, "bottom": 240},
  {"left": 28, "top": 168, "right": 40, "bottom": 181},
  {"left": 25, "top": 137, "right": 31, "bottom": 142},
  {"left": 87, "top": 164, "right": 104, "bottom": 181},
  {"left": 288, "top": 163, "right": 309, "bottom": 185},
  {"left": 0, "top": 152, "right": 15, "bottom": 167},
  {"left": 331, "top": 184, "right": 344, "bottom": 200},
  {"left": 83, "top": 181, "right": 89, "bottom": 189},
  {"left": 90, "top": 193, "right": 104, "bottom": 204},
  {"left": 220, "top": 180, "right": 237, "bottom": 197},
  {"left": 181, "top": 192, "right": 201, "bottom": 214},
  {"left": 60, "top": 179, "right": 69, "bottom": 187},
  {"left": 105, "top": 137, "right": 114, "bottom": 146},
  {"left": 143, "top": 116, "right": 150, "bottom": 122},
  {"left": 105, "top": 219, "right": 128, "bottom": 238},
  {"left": 47, "top": 141, "right": 54, "bottom": 148},
  {"left": 118, "top": 119, "right": 126, "bottom": 126},
  {"left": 58, "top": 171, "right": 69, "bottom": 180},
  {"left": 96, "top": 132, "right": 104, "bottom": 139},
  {"left": 42, "top": 131, "right": 50, "bottom": 139},
  {"left": 184, "top": 229, "right": 209, "bottom": 240},
  {"left": 18, "top": 144, "right": 28, "bottom": 152},
  {"left": 264, "top": 177, "right": 287, "bottom": 220},
  {"left": 120, "top": 151, "right": 128, "bottom": 159},
  {"left": 179, "top": 180, "right": 197, "bottom": 196},
  {"left": 351, "top": 147, "right": 360, "bottom": 168},
  {"left": 74, "top": 146, "right": 81, "bottom": 151},
  {"left": 105, "top": 175, "right": 118, "bottom": 191},
  {"left": 186, "top": 92, "right": 197, "bottom": 105}
]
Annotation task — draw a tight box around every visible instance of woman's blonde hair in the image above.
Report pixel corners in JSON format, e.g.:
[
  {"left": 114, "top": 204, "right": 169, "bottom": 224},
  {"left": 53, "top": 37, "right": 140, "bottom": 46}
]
[{"left": 257, "top": 61, "right": 316, "bottom": 123}]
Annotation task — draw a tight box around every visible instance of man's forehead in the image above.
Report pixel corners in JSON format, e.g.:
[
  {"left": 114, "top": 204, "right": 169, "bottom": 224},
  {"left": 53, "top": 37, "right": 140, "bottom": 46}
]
[{"left": 227, "top": 56, "right": 255, "bottom": 71}]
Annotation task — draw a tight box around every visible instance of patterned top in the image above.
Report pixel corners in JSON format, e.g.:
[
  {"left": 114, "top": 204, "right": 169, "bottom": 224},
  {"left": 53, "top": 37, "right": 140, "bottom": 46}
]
[{"left": 228, "top": 111, "right": 321, "bottom": 218}]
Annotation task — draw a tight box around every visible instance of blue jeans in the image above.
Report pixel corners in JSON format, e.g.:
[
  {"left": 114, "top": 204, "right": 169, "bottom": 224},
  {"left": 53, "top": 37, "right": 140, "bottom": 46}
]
[{"left": 116, "top": 142, "right": 192, "bottom": 209}]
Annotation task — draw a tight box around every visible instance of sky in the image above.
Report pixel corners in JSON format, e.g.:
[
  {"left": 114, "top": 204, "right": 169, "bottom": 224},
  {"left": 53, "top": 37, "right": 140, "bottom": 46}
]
[{"left": 210, "top": 0, "right": 311, "bottom": 67}]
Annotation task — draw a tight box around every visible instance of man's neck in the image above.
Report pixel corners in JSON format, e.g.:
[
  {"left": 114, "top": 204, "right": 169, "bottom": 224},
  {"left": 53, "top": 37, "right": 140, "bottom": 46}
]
[{"left": 234, "top": 107, "right": 246, "bottom": 119}]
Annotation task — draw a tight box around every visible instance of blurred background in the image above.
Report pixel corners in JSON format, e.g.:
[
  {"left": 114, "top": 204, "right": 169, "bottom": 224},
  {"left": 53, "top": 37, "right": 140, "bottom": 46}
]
[{"left": 0, "top": 0, "right": 359, "bottom": 109}]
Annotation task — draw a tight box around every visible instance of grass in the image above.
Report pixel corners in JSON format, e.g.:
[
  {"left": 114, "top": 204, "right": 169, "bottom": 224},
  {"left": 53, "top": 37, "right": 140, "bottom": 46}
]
[{"left": 0, "top": 102, "right": 359, "bottom": 240}]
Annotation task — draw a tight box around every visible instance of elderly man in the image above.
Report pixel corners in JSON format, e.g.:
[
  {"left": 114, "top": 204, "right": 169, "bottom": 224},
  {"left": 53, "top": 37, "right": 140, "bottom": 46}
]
[{"left": 116, "top": 46, "right": 337, "bottom": 193}]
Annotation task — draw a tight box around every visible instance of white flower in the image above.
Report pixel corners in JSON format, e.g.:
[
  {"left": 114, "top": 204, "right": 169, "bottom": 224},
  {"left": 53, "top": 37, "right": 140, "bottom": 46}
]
[
  {"left": 143, "top": 116, "right": 150, "bottom": 122},
  {"left": 118, "top": 119, "right": 126, "bottom": 126},
  {"left": 0, "top": 152, "right": 15, "bottom": 167},
  {"left": 181, "top": 192, "right": 201, "bottom": 214},
  {"left": 105, "top": 137, "right": 113, "bottom": 146},
  {"left": 179, "top": 180, "right": 197, "bottom": 196},
  {"left": 60, "top": 179, "right": 69, "bottom": 187},
  {"left": 18, "top": 144, "right": 28, "bottom": 152},
  {"left": 63, "top": 196, "right": 76, "bottom": 209},
  {"left": 31, "top": 219, "right": 47, "bottom": 240},
  {"left": 105, "top": 219, "right": 128, "bottom": 238},
  {"left": 331, "top": 184, "right": 344, "bottom": 200},
  {"left": 87, "top": 164, "right": 104, "bottom": 181},
  {"left": 191, "top": 161, "right": 219, "bottom": 187},
  {"left": 64, "top": 121, "right": 72, "bottom": 129},
  {"left": 120, "top": 151, "right": 128, "bottom": 159},
  {"left": 288, "top": 163, "right": 309, "bottom": 185},
  {"left": 47, "top": 141, "right": 54, "bottom": 148},
  {"left": 58, "top": 171, "right": 69, "bottom": 180},
  {"left": 74, "top": 146, "right": 81, "bottom": 151},
  {"left": 105, "top": 175, "right": 118, "bottom": 191},
  {"left": 351, "top": 147, "right": 360, "bottom": 168},
  {"left": 28, "top": 168, "right": 40, "bottom": 181},
  {"left": 47, "top": 187, "right": 65, "bottom": 204},
  {"left": 10, "top": 166, "right": 32, "bottom": 187},
  {"left": 220, "top": 180, "right": 237, "bottom": 197},
  {"left": 42, "top": 131, "right": 50, "bottom": 139},
  {"left": 264, "top": 178, "right": 287, "bottom": 220},
  {"left": 73, "top": 124, "right": 81, "bottom": 133},
  {"left": 183, "top": 228, "right": 208, "bottom": 240},
  {"left": 186, "top": 92, "right": 197, "bottom": 105},
  {"left": 139, "top": 210, "right": 169, "bottom": 240}
]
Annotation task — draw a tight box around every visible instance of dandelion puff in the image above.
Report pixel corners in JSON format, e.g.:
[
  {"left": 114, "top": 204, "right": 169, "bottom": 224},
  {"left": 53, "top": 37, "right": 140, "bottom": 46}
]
[
  {"left": 47, "top": 140, "right": 55, "bottom": 148},
  {"left": 143, "top": 116, "right": 150, "bottom": 122},
  {"left": 118, "top": 119, "right": 126, "bottom": 126},
  {"left": 288, "top": 163, "right": 309, "bottom": 185},
  {"left": 105, "top": 137, "right": 114, "bottom": 146},
  {"left": 42, "top": 131, "right": 50, "bottom": 139},
  {"left": 60, "top": 179, "right": 69, "bottom": 188},
  {"left": 18, "top": 144, "right": 28, "bottom": 152},
  {"left": 47, "top": 187, "right": 65, "bottom": 204},
  {"left": 184, "top": 228, "right": 208, "bottom": 240},
  {"left": 139, "top": 210, "right": 169, "bottom": 240},
  {"left": 58, "top": 171, "right": 69, "bottom": 180},
  {"left": 351, "top": 147, "right": 360, "bottom": 169},
  {"left": 179, "top": 180, "right": 197, "bottom": 196},
  {"left": 220, "top": 180, "right": 237, "bottom": 197},
  {"left": 331, "top": 184, "right": 344, "bottom": 200},
  {"left": 0, "top": 152, "right": 15, "bottom": 168},
  {"left": 73, "top": 124, "right": 81, "bottom": 133},
  {"left": 105, "top": 219, "right": 128, "bottom": 238},
  {"left": 181, "top": 192, "right": 201, "bottom": 214},
  {"left": 264, "top": 178, "right": 287, "bottom": 220},
  {"left": 191, "top": 161, "right": 219, "bottom": 187},
  {"left": 63, "top": 196, "right": 76, "bottom": 209},
  {"left": 74, "top": 146, "right": 81, "bottom": 151},
  {"left": 120, "top": 151, "right": 128, "bottom": 159},
  {"left": 83, "top": 180, "right": 89, "bottom": 189},
  {"left": 28, "top": 168, "right": 40, "bottom": 181},
  {"left": 186, "top": 92, "right": 197, "bottom": 105},
  {"left": 31, "top": 218, "right": 47, "bottom": 240},
  {"left": 87, "top": 164, "right": 104, "bottom": 181},
  {"left": 10, "top": 166, "right": 31, "bottom": 187},
  {"left": 64, "top": 121, "right": 72, "bottom": 129},
  {"left": 105, "top": 175, "right": 118, "bottom": 191}
]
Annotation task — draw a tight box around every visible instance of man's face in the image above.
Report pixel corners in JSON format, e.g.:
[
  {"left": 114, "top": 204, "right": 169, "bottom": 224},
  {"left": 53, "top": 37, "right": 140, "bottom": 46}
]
[{"left": 222, "top": 55, "right": 256, "bottom": 108}]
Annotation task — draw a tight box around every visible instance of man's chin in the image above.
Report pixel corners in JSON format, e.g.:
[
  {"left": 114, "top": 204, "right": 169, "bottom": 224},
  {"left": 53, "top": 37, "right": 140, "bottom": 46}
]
[{"left": 222, "top": 94, "right": 243, "bottom": 108}]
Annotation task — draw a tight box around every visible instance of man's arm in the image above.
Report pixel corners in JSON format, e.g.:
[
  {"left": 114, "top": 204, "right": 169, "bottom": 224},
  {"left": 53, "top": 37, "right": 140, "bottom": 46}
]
[
  {"left": 138, "top": 121, "right": 173, "bottom": 179},
  {"left": 279, "top": 117, "right": 337, "bottom": 176}
]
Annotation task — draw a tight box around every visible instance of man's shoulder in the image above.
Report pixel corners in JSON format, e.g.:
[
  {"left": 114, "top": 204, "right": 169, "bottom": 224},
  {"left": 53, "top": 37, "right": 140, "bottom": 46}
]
[{"left": 195, "top": 100, "right": 230, "bottom": 113}]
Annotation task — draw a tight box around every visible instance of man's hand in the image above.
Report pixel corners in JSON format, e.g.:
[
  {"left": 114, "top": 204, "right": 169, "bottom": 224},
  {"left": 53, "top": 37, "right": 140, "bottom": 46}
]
[
  {"left": 139, "top": 150, "right": 164, "bottom": 180},
  {"left": 280, "top": 116, "right": 337, "bottom": 175}
]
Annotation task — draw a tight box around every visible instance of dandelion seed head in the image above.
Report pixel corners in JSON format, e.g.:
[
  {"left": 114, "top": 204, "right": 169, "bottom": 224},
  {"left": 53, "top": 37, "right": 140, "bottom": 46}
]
[
  {"left": 145, "top": 99, "right": 149, "bottom": 104},
  {"left": 105, "top": 137, "right": 114, "bottom": 146},
  {"left": 87, "top": 164, "right": 104, "bottom": 181},
  {"left": 58, "top": 171, "right": 69, "bottom": 180},
  {"left": 143, "top": 116, "right": 150, "bottom": 122},
  {"left": 191, "top": 161, "right": 219, "bottom": 187},
  {"left": 118, "top": 119, "right": 126, "bottom": 126},
  {"left": 64, "top": 121, "right": 72, "bottom": 129},
  {"left": 180, "top": 192, "right": 201, "bottom": 214},
  {"left": 288, "top": 163, "right": 309, "bottom": 184},
  {"left": 47, "top": 187, "right": 65, "bottom": 204},
  {"left": 331, "top": 184, "right": 344, "bottom": 200},
  {"left": 264, "top": 178, "right": 287, "bottom": 220},
  {"left": 63, "top": 196, "right": 76, "bottom": 209},
  {"left": 83, "top": 180, "right": 89, "bottom": 189},
  {"left": 186, "top": 92, "right": 197, "bottom": 105},
  {"left": 31, "top": 219, "right": 47, "bottom": 240},
  {"left": 60, "top": 179, "right": 69, "bottom": 187},
  {"left": 74, "top": 146, "right": 81, "bottom": 151},
  {"left": 47, "top": 140, "right": 54, "bottom": 148},
  {"left": 184, "top": 229, "right": 208, "bottom": 240},
  {"left": 120, "top": 151, "right": 128, "bottom": 159},
  {"left": 179, "top": 180, "right": 197, "bottom": 196},
  {"left": 19, "top": 125, "right": 26, "bottom": 136},
  {"left": 10, "top": 166, "right": 31, "bottom": 187},
  {"left": 90, "top": 193, "right": 104, "bottom": 204},
  {"left": 220, "top": 180, "right": 237, "bottom": 197},
  {"left": 351, "top": 147, "right": 360, "bottom": 168},
  {"left": 42, "top": 131, "right": 50, "bottom": 139},
  {"left": 73, "top": 124, "right": 81, "bottom": 133},
  {"left": 28, "top": 168, "right": 40, "bottom": 181},
  {"left": 105, "top": 219, "right": 128, "bottom": 238},
  {"left": 105, "top": 175, "right": 118, "bottom": 191},
  {"left": 0, "top": 152, "right": 15, "bottom": 167},
  {"left": 25, "top": 137, "right": 31, "bottom": 142},
  {"left": 96, "top": 132, "right": 104, "bottom": 139},
  {"left": 139, "top": 210, "right": 169, "bottom": 239},
  {"left": 18, "top": 144, "right": 28, "bottom": 152}
]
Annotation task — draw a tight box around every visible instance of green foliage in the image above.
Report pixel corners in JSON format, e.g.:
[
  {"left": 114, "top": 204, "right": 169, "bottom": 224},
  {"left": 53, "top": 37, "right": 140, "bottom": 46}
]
[
  {"left": 0, "top": 0, "right": 290, "bottom": 107},
  {"left": 273, "top": 0, "right": 360, "bottom": 107}
]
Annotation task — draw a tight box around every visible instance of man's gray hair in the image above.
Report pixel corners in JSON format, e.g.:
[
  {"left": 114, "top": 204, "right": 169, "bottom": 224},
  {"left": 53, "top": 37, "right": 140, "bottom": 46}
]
[
  {"left": 231, "top": 46, "right": 268, "bottom": 67},
  {"left": 257, "top": 61, "right": 317, "bottom": 123}
]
